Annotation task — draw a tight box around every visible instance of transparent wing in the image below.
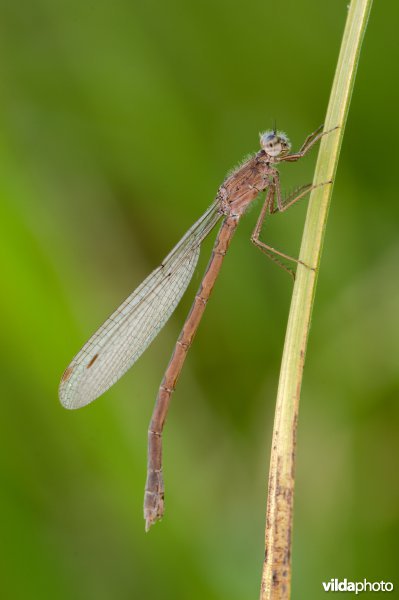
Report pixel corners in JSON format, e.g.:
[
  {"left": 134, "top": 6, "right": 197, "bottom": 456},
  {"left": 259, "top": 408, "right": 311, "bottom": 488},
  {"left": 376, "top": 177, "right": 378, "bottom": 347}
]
[{"left": 59, "top": 200, "right": 221, "bottom": 409}]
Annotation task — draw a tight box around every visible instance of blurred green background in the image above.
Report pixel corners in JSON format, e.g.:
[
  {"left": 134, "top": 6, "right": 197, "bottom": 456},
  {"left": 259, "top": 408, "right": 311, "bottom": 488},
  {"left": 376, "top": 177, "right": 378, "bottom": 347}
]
[{"left": 1, "top": 0, "right": 398, "bottom": 598}]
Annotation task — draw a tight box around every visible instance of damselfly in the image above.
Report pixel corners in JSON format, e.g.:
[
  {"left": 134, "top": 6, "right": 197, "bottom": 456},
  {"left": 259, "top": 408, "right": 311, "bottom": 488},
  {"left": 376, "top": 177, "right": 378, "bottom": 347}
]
[{"left": 59, "top": 125, "right": 332, "bottom": 530}]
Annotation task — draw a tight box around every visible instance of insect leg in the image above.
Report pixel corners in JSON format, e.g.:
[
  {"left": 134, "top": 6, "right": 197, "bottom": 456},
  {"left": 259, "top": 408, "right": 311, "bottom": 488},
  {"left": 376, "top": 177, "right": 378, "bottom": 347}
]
[{"left": 281, "top": 125, "right": 339, "bottom": 162}]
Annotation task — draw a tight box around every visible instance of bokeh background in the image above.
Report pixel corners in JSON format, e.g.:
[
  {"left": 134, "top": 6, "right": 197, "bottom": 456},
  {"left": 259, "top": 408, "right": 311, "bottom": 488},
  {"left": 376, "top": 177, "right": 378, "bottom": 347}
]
[{"left": 1, "top": 1, "right": 398, "bottom": 598}]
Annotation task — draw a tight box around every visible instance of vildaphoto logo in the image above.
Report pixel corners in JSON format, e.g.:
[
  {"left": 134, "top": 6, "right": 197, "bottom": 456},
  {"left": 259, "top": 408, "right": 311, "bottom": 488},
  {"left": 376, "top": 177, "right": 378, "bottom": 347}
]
[{"left": 322, "top": 579, "right": 394, "bottom": 594}]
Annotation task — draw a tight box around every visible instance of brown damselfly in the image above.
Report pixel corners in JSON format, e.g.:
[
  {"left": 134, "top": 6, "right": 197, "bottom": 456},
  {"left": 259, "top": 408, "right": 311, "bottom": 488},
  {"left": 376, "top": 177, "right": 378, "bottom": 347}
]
[{"left": 59, "top": 125, "right": 332, "bottom": 530}]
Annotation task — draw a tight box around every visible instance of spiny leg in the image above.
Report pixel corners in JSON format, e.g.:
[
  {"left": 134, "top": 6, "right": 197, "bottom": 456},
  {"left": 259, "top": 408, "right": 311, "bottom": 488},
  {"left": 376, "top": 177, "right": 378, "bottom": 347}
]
[
  {"left": 272, "top": 180, "right": 331, "bottom": 214},
  {"left": 251, "top": 186, "right": 295, "bottom": 278},
  {"left": 298, "top": 123, "right": 324, "bottom": 152},
  {"left": 251, "top": 177, "right": 311, "bottom": 278},
  {"left": 281, "top": 125, "right": 339, "bottom": 163},
  {"left": 251, "top": 236, "right": 296, "bottom": 280}
]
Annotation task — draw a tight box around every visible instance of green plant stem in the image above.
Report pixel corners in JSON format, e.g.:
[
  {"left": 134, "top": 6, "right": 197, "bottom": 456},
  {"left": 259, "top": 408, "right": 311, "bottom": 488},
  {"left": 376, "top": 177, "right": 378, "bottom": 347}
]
[{"left": 259, "top": 1, "right": 373, "bottom": 598}]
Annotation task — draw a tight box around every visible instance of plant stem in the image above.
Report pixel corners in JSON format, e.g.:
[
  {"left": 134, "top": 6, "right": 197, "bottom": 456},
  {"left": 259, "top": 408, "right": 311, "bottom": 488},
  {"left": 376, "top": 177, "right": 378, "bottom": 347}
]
[{"left": 259, "top": 1, "right": 373, "bottom": 598}]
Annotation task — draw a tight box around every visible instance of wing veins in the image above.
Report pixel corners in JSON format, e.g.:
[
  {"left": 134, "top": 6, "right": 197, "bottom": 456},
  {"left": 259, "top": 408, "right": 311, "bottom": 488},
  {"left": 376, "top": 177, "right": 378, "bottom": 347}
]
[{"left": 59, "top": 201, "right": 222, "bottom": 408}]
